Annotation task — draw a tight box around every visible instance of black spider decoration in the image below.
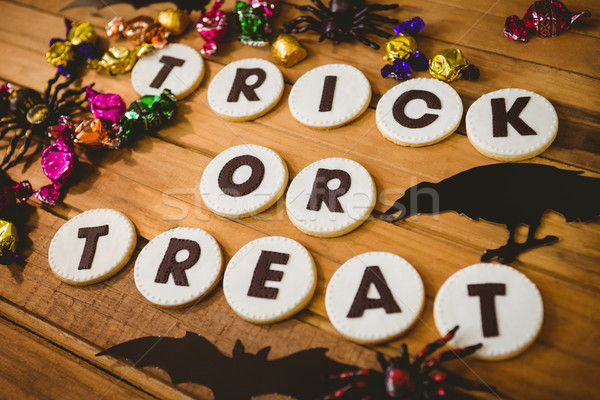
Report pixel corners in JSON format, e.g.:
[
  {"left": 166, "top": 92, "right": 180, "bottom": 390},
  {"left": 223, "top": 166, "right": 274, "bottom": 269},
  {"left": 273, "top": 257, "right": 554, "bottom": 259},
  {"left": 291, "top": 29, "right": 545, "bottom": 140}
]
[
  {"left": 323, "top": 326, "right": 497, "bottom": 399},
  {"left": 0, "top": 72, "right": 88, "bottom": 170},
  {"left": 283, "top": 0, "right": 399, "bottom": 49}
]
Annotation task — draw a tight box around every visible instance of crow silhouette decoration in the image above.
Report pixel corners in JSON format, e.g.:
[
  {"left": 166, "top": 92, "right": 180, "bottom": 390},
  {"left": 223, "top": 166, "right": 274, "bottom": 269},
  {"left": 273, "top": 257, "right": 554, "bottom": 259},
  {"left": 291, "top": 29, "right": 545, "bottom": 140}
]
[
  {"left": 381, "top": 163, "right": 600, "bottom": 263},
  {"left": 97, "top": 331, "right": 363, "bottom": 400}
]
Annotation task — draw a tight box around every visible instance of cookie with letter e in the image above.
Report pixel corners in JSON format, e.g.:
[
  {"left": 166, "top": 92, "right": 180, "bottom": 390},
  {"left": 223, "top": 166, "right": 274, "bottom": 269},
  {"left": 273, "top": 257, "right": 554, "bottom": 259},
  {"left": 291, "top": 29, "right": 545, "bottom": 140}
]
[
  {"left": 286, "top": 158, "right": 376, "bottom": 237},
  {"left": 48, "top": 209, "right": 136, "bottom": 285},
  {"left": 466, "top": 88, "right": 558, "bottom": 161},
  {"left": 131, "top": 43, "right": 205, "bottom": 100},
  {"left": 134, "top": 227, "right": 223, "bottom": 307},
  {"left": 325, "top": 252, "right": 425, "bottom": 344},
  {"left": 200, "top": 144, "right": 288, "bottom": 218},
  {"left": 376, "top": 78, "right": 463, "bottom": 147},
  {"left": 288, "top": 64, "right": 371, "bottom": 129},
  {"left": 223, "top": 236, "right": 316, "bottom": 324},
  {"left": 208, "top": 58, "right": 284, "bottom": 121},
  {"left": 434, "top": 263, "right": 544, "bottom": 360}
]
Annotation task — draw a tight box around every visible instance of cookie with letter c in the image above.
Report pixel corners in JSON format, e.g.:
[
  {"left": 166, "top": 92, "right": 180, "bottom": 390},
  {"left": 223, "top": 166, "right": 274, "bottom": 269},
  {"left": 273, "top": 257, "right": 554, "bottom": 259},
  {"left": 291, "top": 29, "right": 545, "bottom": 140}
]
[
  {"left": 48, "top": 209, "right": 136, "bottom": 285},
  {"left": 223, "top": 236, "right": 316, "bottom": 324},
  {"left": 434, "top": 263, "right": 544, "bottom": 360},
  {"left": 131, "top": 43, "right": 205, "bottom": 100},
  {"left": 208, "top": 58, "right": 284, "bottom": 121},
  {"left": 200, "top": 144, "right": 288, "bottom": 218}
]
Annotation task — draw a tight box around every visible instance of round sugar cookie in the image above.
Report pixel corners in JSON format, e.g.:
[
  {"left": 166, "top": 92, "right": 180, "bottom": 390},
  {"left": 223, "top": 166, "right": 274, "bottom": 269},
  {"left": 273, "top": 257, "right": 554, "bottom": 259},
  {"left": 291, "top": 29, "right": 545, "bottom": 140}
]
[
  {"left": 376, "top": 78, "right": 463, "bottom": 147},
  {"left": 466, "top": 88, "right": 558, "bottom": 161},
  {"left": 286, "top": 157, "right": 376, "bottom": 237},
  {"left": 288, "top": 64, "right": 371, "bottom": 129},
  {"left": 433, "top": 263, "right": 543, "bottom": 360},
  {"left": 134, "top": 227, "right": 222, "bottom": 307},
  {"left": 200, "top": 144, "right": 288, "bottom": 218},
  {"left": 223, "top": 236, "right": 316, "bottom": 324},
  {"left": 325, "top": 252, "right": 425, "bottom": 344},
  {"left": 208, "top": 58, "right": 284, "bottom": 121},
  {"left": 131, "top": 43, "right": 204, "bottom": 100},
  {"left": 48, "top": 209, "right": 136, "bottom": 285}
]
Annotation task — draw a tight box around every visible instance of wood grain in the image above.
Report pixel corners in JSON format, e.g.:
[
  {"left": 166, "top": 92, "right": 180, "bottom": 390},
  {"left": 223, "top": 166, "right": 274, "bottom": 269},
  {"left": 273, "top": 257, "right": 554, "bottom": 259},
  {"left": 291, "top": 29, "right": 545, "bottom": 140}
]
[{"left": 0, "top": 0, "right": 599, "bottom": 399}]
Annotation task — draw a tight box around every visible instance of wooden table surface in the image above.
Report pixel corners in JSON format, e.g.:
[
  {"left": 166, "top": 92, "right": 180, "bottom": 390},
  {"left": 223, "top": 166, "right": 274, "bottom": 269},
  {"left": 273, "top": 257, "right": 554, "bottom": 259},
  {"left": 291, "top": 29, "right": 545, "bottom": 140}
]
[{"left": 1, "top": 0, "right": 599, "bottom": 399}]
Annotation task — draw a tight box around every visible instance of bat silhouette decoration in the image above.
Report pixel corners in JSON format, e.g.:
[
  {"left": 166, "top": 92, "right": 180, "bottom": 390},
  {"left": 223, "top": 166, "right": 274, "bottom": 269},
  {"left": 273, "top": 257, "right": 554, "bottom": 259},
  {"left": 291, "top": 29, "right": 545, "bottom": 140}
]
[
  {"left": 61, "top": 0, "right": 209, "bottom": 12},
  {"left": 382, "top": 163, "right": 600, "bottom": 263},
  {"left": 96, "top": 331, "right": 359, "bottom": 400}
]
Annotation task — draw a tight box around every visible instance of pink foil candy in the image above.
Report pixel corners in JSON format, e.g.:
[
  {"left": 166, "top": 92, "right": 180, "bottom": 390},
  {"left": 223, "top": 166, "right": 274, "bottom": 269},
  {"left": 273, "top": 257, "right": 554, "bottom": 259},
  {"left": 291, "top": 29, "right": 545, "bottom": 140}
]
[
  {"left": 86, "top": 87, "right": 126, "bottom": 124},
  {"left": 504, "top": 0, "right": 591, "bottom": 42},
  {"left": 0, "top": 180, "right": 33, "bottom": 214},
  {"left": 196, "top": 0, "right": 228, "bottom": 56},
  {"left": 34, "top": 117, "right": 77, "bottom": 207},
  {"left": 250, "top": 0, "right": 280, "bottom": 19}
]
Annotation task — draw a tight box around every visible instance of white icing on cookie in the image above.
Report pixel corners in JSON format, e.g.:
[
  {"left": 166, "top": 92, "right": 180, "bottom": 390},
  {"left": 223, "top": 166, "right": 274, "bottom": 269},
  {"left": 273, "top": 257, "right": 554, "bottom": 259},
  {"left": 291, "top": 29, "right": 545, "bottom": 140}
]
[
  {"left": 376, "top": 78, "right": 463, "bottom": 147},
  {"left": 286, "top": 157, "right": 375, "bottom": 237},
  {"left": 466, "top": 88, "right": 558, "bottom": 161},
  {"left": 200, "top": 144, "right": 288, "bottom": 218},
  {"left": 134, "top": 227, "right": 222, "bottom": 307},
  {"left": 288, "top": 64, "right": 371, "bottom": 129},
  {"left": 434, "top": 263, "right": 544, "bottom": 360},
  {"left": 223, "top": 236, "right": 316, "bottom": 323},
  {"left": 208, "top": 58, "right": 284, "bottom": 121},
  {"left": 48, "top": 209, "right": 136, "bottom": 285},
  {"left": 131, "top": 43, "right": 205, "bottom": 100},
  {"left": 325, "top": 252, "right": 424, "bottom": 343}
]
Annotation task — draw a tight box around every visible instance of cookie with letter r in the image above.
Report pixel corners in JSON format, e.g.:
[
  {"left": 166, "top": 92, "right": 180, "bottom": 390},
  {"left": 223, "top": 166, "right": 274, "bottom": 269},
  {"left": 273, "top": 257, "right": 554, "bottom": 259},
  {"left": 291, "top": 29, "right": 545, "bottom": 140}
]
[
  {"left": 48, "top": 209, "right": 136, "bottom": 285},
  {"left": 326, "top": 252, "right": 425, "bottom": 344},
  {"left": 376, "top": 78, "right": 463, "bottom": 147},
  {"left": 134, "top": 227, "right": 222, "bottom": 307},
  {"left": 289, "top": 64, "right": 371, "bottom": 129},
  {"left": 466, "top": 88, "right": 558, "bottom": 161},
  {"left": 434, "top": 263, "right": 544, "bottom": 360},
  {"left": 200, "top": 144, "right": 288, "bottom": 218},
  {"left": 208, "top": 58, "right": 284, "bottom": 121},
  {"left": 223, "top": 236, "right": 316, "bottom": 324},
  {"left": 131, "top": 43, "right": 205, "bottom": 100},
  {"left": 286, "top": 157, "right": 376, "bottom": 237}
]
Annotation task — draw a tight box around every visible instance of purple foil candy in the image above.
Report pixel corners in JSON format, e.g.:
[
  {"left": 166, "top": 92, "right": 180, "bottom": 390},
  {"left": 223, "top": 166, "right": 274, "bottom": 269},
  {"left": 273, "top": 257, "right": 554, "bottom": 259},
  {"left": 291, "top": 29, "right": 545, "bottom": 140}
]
[
  {"left": 34, "top": 117, "right": 77, "bottom": 207},
  {"left": 0, "top": 181, "right": 32, "bottom": 215},
  {"left": 408, "top": 51, "right": 428, "bottom": 71},
  {"left": 393, "top": 17, "right": 424, "bottom": 35},
  {"left": 381, "top": 58, "right": 411, "bottom": 79},
  {"left": 86, "top": 88, "right": 126, "bottom": 124}
]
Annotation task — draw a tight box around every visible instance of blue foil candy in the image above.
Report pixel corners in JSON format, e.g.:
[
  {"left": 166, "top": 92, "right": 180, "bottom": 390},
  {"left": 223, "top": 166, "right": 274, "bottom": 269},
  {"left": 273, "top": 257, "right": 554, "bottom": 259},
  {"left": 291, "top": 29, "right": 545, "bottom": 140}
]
[
  {"left": 393, "top": 17, "right": 424, "bottom": 35},
  {"left": 381, "top": 59, "right": 411, "bottom": 79}
]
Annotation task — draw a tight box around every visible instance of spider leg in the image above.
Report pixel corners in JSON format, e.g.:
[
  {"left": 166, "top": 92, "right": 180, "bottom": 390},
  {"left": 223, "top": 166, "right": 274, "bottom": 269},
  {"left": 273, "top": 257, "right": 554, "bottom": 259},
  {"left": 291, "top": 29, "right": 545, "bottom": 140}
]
[
  {"left": 421, "top": 343, "right": 483, "bottom": 375},
  {"left": 354, "top": 22, "right": 391, "bottom": 39},
  {"left": 284, "top": 16, "right": 323, "bottom": 34},
  {"left": 354, "top": 3, "right": 399, "bottom": 19},
  {"left": 295, "top": 5, "right": 327, "bottom": 20},
  {"left": 3, "top": 128, "right": 33, "bottom": 170},
  {"left": 350, "top": 29, "right": 380, "bottom": 49},
  {"left": 1, "top": 127, "right": 25, "bottom": 167},
  {"left": 432, "top": 370, "right": 496, "bottom": 393},
  {"left": 49, "top": 76, "right": 75, "bottom": 110},
  {"left": 43, "top": 71, "right": 61, "bottom": 103},
  {"left": 56, "top": 88, "right": 88, "bottom": 114},
  {"left": 413, "top": 325, "right": 459, "bottom": 367},
  {"left": 358, "top": 13, "right": 399, "bottom": 26},
  {"left": 322, "top": 381, "right": 370, "bottom": 400},
  {"left": 308, "top": 0, "right": 328, "bottom": 13}
]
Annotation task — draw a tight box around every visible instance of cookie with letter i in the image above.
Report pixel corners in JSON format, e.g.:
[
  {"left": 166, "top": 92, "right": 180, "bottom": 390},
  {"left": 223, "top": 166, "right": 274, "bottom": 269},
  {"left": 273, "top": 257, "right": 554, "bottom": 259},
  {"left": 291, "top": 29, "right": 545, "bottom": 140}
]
[
  {"left": 376, "top": 78, "right": 463, "bottom": 147},
  {"left": 325, "top": 252, "right": 424, "bottom": 344},
  {"left": 434, "top": 263, "right": 544, "bottom": 360},
  {"left": 223, "top": 236, "right": 316, "bottom": 324},
  {"left": 288, "top": 64, "right": 371, "bottom": 129},
  {"left": 200, "top": 144, "right": 288, "bottom": 218},
  {"left": 48, "top": 209, "right": 136, "bottom": 285},
  {"left": 134, "top": 227, "right": 222, "bottom": 307},
  {"left": 208, "top": 58, "right": 284, "bottom": 121},
  {"left": 466, "top": 88, "right": 558, "bottom": 161},
  {"left": 286, "top": 157, "right": 376, "bottom": 237},
  {"left": 131, "top": 43, "right": 205, "bottom": 100}
]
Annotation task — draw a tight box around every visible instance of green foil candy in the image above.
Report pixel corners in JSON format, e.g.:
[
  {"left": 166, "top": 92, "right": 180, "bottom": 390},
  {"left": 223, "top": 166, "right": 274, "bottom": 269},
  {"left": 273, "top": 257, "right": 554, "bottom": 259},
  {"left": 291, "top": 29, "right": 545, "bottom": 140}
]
[
  {"left": 233, "top": 1, "right": 269, "bottom": 46},
  {"left": 117, "top": 89, "right": 177, "bottom": 144}
]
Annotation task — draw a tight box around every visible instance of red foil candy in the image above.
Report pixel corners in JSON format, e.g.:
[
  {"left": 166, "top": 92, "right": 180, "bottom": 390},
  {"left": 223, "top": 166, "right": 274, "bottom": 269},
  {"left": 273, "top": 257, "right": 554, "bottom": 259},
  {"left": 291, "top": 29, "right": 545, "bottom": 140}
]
[
  {"left": 504, "top": 0, "right": 591, "bottom": 42},
  {"left": 196, "top": 0, "right": 228, "bottom": 56}
]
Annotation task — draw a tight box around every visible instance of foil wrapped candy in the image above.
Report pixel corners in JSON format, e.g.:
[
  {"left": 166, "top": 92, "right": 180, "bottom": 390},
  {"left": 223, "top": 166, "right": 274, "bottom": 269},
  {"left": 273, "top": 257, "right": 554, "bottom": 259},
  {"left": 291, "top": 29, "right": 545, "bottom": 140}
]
[
  {"left": 232, "top": 0, "right": 276, "bottom": 46},
  {"left": 381, "top": 17, "right": 428, "bottom": 80},
  {"left": 47, "top": 19, "right": 97, "bottom": 77},
  {"left": 428, "top": 49, "right": 480, "bottom": 82},
  {"left": 0, "top": 177, "right": 33, "bottom": 265},
  {"left": 196, "top": 0, "right": 228, "bottom": 56},
  {"left": 504, "top": 0, "right": 591, "bottom": 42}
]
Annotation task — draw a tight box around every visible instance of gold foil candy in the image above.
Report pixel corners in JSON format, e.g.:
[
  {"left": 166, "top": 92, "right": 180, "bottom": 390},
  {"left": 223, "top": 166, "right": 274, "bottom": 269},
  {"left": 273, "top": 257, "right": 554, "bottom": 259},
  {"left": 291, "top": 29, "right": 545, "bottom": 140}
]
[
  {"left": 384, "top": 34, "right": 417, "bottom": 64},
  {"left": 271, "top": 34, "right": 307, "bottom": 68},
  {"left": 67, "top": 21, "right": 97, "bottom": 45},
  {"left": 428, "top": 48, "right": 469, "bottom": 82},
  {"left": 46, "top": 41, "right": 75, "bottom": 67},
  {"left": 0, "top": 220, "right": 17, "bottom": 261},
  {"left": 90, "top": 46, "right": 138, "bottom": 74},
  {"left": 157, "top": 8, "right": 190, "bottom": 35}
]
